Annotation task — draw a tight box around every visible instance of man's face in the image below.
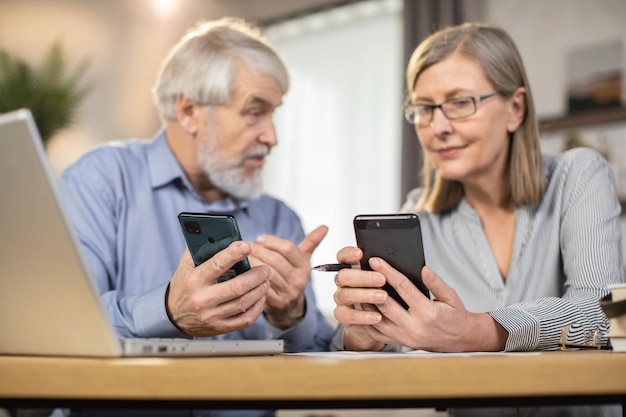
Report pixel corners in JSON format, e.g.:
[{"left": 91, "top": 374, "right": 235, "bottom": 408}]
[{"left": 197, "top": 61, "right": 283, "bottom": 199}]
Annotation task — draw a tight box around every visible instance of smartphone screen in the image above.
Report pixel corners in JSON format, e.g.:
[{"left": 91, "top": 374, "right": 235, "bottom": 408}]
[
  {"left": 353, "top": 213, "right": 428, "bottom": 309},
  {"left": 178, "top": 212, "right": 251, "bottom": 282}
]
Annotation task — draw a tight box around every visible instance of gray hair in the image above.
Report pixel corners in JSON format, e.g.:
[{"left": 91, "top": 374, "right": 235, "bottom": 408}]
[{"left": 153, "top": 17, "right": 289, "bottom": 122}]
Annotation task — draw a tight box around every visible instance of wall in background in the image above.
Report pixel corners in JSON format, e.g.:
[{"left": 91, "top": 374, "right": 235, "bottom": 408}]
[
  {"left": 484, "top": 0, "right": 626, "bottom": 119},
  {"left": 0, "top": 0, "right": 353, "bottom": 174},
  {"left": 0, "top": 0, "right": 212, "bottom": 172},
  {"left": 263, "top": 0, "right": 404, "bottom": 316},
  {"left": 484, "top": 0, "right": 626, "bottom": 267}
]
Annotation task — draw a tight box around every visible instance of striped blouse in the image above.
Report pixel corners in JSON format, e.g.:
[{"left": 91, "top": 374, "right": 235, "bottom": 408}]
[
  {"left": 400, "top": 147, "right": 624, "bottom": 351},
  {"left": 330, "top": 148, "right": 623, "bottom": 415}
]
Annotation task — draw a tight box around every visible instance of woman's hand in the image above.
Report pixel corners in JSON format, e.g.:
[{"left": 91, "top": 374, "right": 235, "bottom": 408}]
[
  {"left": 332, "top": 246, "right": 387, "bottom": 351},
  {"left": 333, "top": 246, "right": 507, "bottom": 352},
  {"left": 373, "top": 259, "right": 507, "bottom": 352}
]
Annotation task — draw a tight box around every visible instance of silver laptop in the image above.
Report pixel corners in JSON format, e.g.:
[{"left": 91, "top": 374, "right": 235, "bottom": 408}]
[{"left": 0, "top": 109, "right": 284, "bottom": 357}]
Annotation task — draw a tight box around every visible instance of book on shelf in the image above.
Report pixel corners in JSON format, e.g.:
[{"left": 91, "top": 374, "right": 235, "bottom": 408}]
[{"left": 601, "top": 283, "right": 626, "bottom": 352}]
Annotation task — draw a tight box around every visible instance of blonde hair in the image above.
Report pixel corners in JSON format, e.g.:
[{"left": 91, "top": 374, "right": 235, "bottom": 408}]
[{"left": 406, "top": 22, "right": 544, "bottom": 212}]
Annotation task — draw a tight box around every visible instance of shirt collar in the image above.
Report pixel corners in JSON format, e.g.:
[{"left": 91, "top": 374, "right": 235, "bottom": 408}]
[
  {"left": 146, "top": 129, "right": 251, "bottom": 213},
  {"left": 147, "top": 129, "right": 185, "bottom": 189}
]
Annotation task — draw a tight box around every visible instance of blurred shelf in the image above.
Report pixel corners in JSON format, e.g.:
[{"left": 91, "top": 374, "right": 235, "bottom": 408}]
[{"left": 539, "top": 107, "right": 626, "bottom": 134}]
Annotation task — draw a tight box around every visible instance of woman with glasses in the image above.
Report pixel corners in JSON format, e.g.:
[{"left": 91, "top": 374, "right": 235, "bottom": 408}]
[
  {"left": 332, "top": 22, "right": 623, "bottom": 358},
  {"left": 332, "top": 22, "right": 623, "bottom": 416}
]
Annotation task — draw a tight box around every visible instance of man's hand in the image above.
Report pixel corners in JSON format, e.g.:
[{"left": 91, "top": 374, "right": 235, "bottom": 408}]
[
  {"left": 250, "top": 225, "right": 328, "bottom": 329},
  {"left": 166, "top": 241, "right": 271, "bottom": 337}
]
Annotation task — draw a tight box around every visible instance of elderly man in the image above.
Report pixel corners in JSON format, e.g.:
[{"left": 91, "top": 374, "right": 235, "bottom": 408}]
[{"left": 56, "top": 17, "right": 333, "bottom": 417}]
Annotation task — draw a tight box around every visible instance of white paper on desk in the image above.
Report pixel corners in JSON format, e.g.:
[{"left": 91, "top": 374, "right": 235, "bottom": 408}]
[{"left": 286, "top": 351, "right": 540, "bottom": 359}]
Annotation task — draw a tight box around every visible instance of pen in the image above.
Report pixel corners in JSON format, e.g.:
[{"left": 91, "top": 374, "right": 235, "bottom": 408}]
[{"left": 312, "top": 263, "right": 355, "bottom": 272}]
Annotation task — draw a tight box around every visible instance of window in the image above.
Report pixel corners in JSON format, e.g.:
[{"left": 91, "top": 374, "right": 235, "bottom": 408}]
[{"left": 264, "top": 0, "right": 404, "bottom": 316}]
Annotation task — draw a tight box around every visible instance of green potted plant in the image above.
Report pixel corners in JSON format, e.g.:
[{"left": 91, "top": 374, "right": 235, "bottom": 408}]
[{"left": 0, "top": 41, "right": 91, "bottom": 146}]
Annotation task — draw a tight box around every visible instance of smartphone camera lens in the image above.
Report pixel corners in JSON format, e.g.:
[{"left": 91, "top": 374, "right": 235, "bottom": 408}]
[
  {"left": 367, "top": 221, "right": 380, "bottom": 229},
  {"left": 184, "top": 221, "right": 201, "bottom": 234}
]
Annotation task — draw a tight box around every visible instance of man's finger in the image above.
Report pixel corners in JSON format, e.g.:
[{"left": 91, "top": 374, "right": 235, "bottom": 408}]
[
  {"left": 298, "top": 225, "right": 329, "bottom": 256},
  {"left": 196, "top": 240, "right": 252, "bottom": 283}
]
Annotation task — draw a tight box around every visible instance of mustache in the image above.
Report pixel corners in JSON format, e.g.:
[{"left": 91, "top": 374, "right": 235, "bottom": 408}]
[{"left": 242, "top": 144, "right": 270, "bottom": 159}]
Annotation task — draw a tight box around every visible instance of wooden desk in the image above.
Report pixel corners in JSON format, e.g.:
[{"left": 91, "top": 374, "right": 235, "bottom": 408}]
[{"left": 1, "top": 351, "right": 625, "bottom": 410}]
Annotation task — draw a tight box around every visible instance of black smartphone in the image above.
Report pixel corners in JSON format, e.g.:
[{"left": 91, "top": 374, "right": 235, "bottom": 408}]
[
  {"left": 353, "top": 213, "right": 428, "bottom": 309},
  {"left": 178, "top": 212, "right": 251, "bottom": 282}
]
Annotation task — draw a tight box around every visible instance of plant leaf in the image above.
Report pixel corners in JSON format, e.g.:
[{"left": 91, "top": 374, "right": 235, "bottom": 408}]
[{"left": 0, "top": 42, "right": 92, "bottom": 144}]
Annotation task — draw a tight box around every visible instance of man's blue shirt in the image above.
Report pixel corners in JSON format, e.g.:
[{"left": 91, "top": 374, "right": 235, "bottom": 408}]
[{"left": 57, "top": 130, "right": 333, "bottom": 353}]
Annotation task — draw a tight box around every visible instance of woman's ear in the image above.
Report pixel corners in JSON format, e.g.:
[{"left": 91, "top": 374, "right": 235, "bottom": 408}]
[
  {"left": 175, "top": 94, "right": 199, "bottom": 136},
  {"left": 506, "top": 87, "right": 527, "bottom": 133}
]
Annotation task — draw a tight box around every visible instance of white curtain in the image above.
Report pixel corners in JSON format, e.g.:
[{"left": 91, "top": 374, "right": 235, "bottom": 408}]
[{"left": 263, "top": 0, "right": 404, "bottom": 317}]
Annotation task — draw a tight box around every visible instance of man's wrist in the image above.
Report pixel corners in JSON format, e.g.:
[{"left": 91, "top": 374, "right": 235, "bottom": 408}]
[{"left": 264, "top": 295, "right": 306, "bottom": 330}]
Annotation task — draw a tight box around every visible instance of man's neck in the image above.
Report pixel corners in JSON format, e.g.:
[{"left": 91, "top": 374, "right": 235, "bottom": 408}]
[
  {"left": 165, "top": 123, "right": 226, "bottom": 203},
  {"left": 190, "top": 175, "right": 227, "bottom": 203}
]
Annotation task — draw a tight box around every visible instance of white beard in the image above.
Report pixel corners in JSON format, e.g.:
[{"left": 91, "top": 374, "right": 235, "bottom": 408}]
[{"left": 196, "top": 126, "right": 267, "bottom": 200}]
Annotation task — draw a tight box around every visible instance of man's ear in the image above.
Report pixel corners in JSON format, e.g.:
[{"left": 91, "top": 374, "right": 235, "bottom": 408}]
[
  {"left": 506, "top": 87, "right": 527, "bottom": 133},
  {"left": 175, "top": 94, "right": 199, "bottom": 136}
]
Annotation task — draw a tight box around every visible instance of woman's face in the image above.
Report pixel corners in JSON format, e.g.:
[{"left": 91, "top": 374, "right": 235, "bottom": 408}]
[{"left": 411, "top": 52, "right": 523, "bottom": 187}]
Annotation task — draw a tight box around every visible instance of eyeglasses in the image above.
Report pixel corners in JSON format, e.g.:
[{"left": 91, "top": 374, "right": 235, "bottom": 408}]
[
  {"left": 404, "top": 92, "right": 498, "bottom": 126},
  {"left": 559, "top": 323, "right": 607, "bottom": 351}
]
